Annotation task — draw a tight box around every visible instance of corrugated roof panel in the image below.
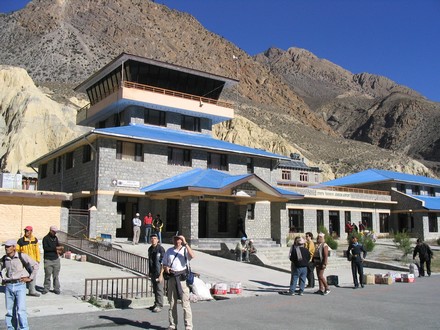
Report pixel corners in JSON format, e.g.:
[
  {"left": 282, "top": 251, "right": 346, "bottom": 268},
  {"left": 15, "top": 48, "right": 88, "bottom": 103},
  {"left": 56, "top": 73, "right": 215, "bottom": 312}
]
[
  {"left": 323, "top": 169, "right": 440, "bottom": 187},
  {"left": 409, "top": 195, "right": 440, "bottom": 211},
  {"left": 94, "top": 124, "right": 289, "bottom": 160}
]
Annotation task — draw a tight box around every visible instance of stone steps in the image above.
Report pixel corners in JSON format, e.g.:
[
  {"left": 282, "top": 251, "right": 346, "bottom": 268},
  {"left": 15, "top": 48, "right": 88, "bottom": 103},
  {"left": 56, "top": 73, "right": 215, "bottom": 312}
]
[{"left": 196, "top": 238, "right": 280, "bottom": 250}]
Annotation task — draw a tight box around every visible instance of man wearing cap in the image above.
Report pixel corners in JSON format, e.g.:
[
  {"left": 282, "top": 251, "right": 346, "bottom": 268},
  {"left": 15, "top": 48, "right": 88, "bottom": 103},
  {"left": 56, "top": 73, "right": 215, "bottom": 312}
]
[
  {"left": 280, "top": 236, "right": 310, "bottom": 296},
  {"left": 162, "top": 234, "right": 195, "bottom": 330},
  {"left": 42, "top": 225, "right": 63, "bottom": 294},
  {"left": 148, "top": 234, "right": 165, "bottom": 313},
  {"left": 1, "top": 239, "right": 39, "bottom": 330},
  {"left": 16, "top": 226, "right": 41, "bottom": 297},
  {"left": 132, "top": 213, "right": 142, "bottom": 245}
]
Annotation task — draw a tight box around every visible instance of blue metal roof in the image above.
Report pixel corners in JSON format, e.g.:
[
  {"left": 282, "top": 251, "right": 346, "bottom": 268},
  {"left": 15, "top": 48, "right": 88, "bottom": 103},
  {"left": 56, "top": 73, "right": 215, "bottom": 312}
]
[
  {"left": 323, "top": 169, "right": 440, "bottom": 187},
  {"left": 409, "top": 195, "right": 440, "bottom": 211},
  {"left": 93, "top": 124, "right": 289, "bottom": 160},
  {"left": 140, "top": 168, "right": 303, "bottom": 198}
]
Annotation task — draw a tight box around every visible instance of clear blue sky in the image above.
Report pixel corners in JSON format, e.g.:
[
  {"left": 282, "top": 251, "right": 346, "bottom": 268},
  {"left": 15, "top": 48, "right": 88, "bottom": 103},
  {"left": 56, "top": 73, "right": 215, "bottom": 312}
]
[{"left": 2, "top": 0, "right": 439, "bottom": 101}]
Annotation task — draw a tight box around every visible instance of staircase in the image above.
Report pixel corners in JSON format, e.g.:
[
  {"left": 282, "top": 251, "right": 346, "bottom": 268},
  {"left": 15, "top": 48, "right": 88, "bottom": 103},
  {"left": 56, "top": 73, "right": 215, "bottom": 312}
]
[{"left": 195, "top": 238, "right": 280, "bottom": 250}]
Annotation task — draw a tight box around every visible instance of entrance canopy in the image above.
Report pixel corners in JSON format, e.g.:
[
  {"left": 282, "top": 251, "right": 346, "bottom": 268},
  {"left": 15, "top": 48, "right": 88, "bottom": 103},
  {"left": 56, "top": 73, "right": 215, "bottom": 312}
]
[{"left": 140, "top": 168, "right": 303, "bottom": 202}]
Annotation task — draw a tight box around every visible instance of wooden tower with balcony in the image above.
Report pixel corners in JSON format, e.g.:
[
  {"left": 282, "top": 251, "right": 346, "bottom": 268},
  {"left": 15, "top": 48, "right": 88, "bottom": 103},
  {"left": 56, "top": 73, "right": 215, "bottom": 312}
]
[{"left": 74, "top": 53, "right": 237, "bottom": 131}]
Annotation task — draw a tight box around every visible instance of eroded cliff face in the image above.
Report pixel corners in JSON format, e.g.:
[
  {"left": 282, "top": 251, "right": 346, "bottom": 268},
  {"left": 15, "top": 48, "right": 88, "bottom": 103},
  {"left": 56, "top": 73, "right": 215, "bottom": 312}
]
[{"left": 0, "top": 66, "right": 88, "bottom": 173}]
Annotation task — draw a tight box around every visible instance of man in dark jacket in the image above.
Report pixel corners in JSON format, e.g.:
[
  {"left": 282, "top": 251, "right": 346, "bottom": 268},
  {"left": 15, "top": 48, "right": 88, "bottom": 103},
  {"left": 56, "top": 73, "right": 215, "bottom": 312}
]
[
  {"left": 280, "top": 237, "right": 310, "bottom": 296},
  {"left": 347, "top": 236, "right": 367, "bottom": 289},
  {"left": 148, "top": 234, "right": 165, "bottom": 312},
  {"left": 42, "top": 225, "right": 63, "bottom": 294},
  {"left": 413, "top": 238, "right": 434, "bottom": 277}
]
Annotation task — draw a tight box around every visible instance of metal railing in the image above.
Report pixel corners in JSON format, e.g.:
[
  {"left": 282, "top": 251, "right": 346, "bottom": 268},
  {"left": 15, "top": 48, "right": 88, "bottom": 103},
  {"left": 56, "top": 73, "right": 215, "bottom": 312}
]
[
  {"left": 84, "top": 276, "right": 151, "bottom": 301},
  {"left": 57, "top": 231, "right": 149, "bottom": 275}
]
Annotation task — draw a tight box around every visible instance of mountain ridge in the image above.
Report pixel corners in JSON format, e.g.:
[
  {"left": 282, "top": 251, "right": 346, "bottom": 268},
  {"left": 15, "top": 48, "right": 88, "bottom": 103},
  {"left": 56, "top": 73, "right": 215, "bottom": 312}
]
[{"left": 0, "top": 0, "right": 439, "bottom": 179}]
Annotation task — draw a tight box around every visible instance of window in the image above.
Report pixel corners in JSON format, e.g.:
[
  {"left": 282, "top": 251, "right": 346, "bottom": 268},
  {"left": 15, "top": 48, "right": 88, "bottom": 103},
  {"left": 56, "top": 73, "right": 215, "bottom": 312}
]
[
  {"left": 429, "top": 187, "right": 436, "bottom": 197},
  {"left": 429, "top": 213, "right": 438, "bottom": 232},
  {"left": 113, "top": 113, "right": 121, "bottom": 127},
  {"left": 246, "top": 157, "right": 254, "bottom": 174},
  {"left": 317, "top": 210, "right": 324, "bottom": 232},
  {"left": 288, "top": 209, "right": 304, "bottom": 233},
  {"left": 397, "top": 183, "right": 406, "bottom": 193},
  {"left": 135, "top": 143, "right": 143, "bottom": 162},
  {"left": 181, "top": 115, "right": 201, "bottom": 132},
  {"left": 361, "top": 212, "right": 372, "bottom": 230},
  {"left": 345, "top": 211, "right": 351, "bottom": 225},
  {"left": 40, "top": 164, "right": 48, "bottom": 179},
  {"left": 412, "top": 185, "right": 420, "bottom": 195},
  {"left": 218, "top": 202, "right": 228, "bottom": 232},
  {"left": 144, "top": 109, "right": 166, "bottom": 126},
  {"left": 168, "top": 147, "right": 191, "bottom": 166},
  {"left": 65, "top": 152, "right": 74, "bottom": 170},
  {"left": 83, "top": 145, "right": 93, "bottom": 163},
  {"left": 247, "top": 204, "right": 255, "bottom": 220},
  {"left": 379, "top": 213, "right": 389, "bottom": 233},
  {"left": 300, "top": 172, "right": 309, "bottom": 182},
  {"left": 52, "top": 158, "right": 57, "bottom": 174},
  {"left": 116, "top": 141, "right": 143, "bottom": 162},
  {"left": 282, "top": 170, "right": 291, "bottom": 181},
  {"left": 208, "top": 152, "right": 228, "bottom": 171}
]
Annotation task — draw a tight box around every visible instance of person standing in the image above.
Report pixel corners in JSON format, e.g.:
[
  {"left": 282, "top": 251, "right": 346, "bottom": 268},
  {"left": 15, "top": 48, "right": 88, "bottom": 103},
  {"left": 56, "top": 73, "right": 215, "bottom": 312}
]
[
  {"left": 16, "top": 226, "right": 41, "bottom": 297},
  {"left": 148, "top": 234, "right": 165, "bottom": 313},
  {"left": 305, "top": 232, "right": 315, "bottom": 288},
  {"left": 413, "top": 238, "right": 434, "bottom": 277},
  {"left": 1, "top": 239, "right": 39, "bottom": 330},
  {"left": 144, "top": 212, "right": 153, "bottom": 244},
  {"left": 42, "top": 226, "right": 63, "bottom": 294},
  {"left": 162, "top": 235, "right": 194, "bottom": 330},
  {"left": 281, "top": 237, "right": 310, "bottom": 296},
  {"left": 152, "top": 214, "right": 164, "bottom": 243},
  {"left": 313, "top": 233, "right": 330, "bottom": 295},
  {"left": 132, "top": 213, "right": 141, "bottom": 245},
  {"left": 347, "top": 236, "right": 367, "bottom": 288}
]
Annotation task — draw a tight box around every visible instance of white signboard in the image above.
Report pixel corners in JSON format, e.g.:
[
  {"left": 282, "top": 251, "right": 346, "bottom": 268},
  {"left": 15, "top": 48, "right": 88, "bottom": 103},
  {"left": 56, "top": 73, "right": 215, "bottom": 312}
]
[{"left": 111, "top": 179, "right": 140, "bottom": 188}]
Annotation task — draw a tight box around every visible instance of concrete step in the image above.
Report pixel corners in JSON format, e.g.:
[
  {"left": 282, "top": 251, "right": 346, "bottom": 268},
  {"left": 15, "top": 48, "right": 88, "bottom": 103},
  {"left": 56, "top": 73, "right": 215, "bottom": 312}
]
[{"left": 196, "top": 238, "right": 280, "bottom": 250}]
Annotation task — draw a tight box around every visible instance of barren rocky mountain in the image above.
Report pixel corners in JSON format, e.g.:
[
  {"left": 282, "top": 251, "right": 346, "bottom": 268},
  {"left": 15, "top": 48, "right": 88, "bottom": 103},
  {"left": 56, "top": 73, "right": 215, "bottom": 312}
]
[{"left": 0, "top": 0, "right": 439, "bottom": 179}]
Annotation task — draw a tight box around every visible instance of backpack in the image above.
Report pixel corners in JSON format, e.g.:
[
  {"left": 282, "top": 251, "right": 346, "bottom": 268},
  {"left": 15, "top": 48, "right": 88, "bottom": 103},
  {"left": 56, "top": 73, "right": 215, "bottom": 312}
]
[{"left": 1, "top": 253, "right": 33, "bottom": 275}]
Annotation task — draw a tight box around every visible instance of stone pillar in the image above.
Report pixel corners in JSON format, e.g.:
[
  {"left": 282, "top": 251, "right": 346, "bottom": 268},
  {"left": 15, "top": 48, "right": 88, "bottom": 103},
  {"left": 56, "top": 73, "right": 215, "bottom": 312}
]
[{"left": 180, "top": 197, "right": 199, "bottom": 245}]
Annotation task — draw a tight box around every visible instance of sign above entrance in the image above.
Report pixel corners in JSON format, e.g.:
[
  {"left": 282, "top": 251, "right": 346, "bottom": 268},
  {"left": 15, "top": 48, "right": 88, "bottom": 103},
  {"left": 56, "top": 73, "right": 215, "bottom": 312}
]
[
  {"left": 232, "top": 189, "right": 257, "bottom": 197},
  {"left": 111, "top": 179, "right": 140, "bottom": 188}
]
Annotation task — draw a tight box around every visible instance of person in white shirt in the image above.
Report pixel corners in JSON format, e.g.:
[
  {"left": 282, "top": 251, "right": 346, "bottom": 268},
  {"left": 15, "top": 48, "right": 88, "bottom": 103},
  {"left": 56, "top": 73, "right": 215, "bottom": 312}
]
[
  {"left": 162, "top": 235, "right": 195, "bottom": 330},
  {"left": 132, "top": 213, "right": 142, "bottom": 245}
]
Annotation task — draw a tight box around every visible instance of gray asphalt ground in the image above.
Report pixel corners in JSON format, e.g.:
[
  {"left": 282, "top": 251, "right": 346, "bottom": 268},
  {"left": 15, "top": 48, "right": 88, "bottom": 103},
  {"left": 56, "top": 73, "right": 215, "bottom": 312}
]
[{"left": 0, "top": 240, "right": 438, "bottom": 329}]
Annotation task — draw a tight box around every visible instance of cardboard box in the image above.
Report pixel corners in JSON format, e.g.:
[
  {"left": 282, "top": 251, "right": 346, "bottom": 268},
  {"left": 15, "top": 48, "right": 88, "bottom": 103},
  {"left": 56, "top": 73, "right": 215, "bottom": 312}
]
[
  {"left": 80, "top": 255, "right": 87, "bottom": 262},
  {"left": 381, "top": 276, "right": 393, "bottom": 285},
  {"left": 401, "top": 273, "right": 415, "bottom": 283},
  {"left": 211, "top": 283, "right": 227, "bottom": 295},
  {"left": 363, "top": 274, "right": 375, "bottom": 285},
  {"left": 229, "top": 282, "right": 242, "bottom": 294},
  {"left": 64, "top": 251, "right": 72, "bottom": 259},
  {"left": 375, "top": 274, "right": 384, "bottom": 284}
]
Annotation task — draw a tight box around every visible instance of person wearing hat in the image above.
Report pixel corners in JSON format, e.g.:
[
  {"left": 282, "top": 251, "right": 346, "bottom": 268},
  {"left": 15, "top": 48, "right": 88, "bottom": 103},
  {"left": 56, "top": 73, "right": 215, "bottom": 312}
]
[
  {"left": 162, "top": 234, "right": 194, "bottom": 330},
  {"left": 42, "top": 225, "right": 63, "bottom": 294},
  {"left": 1, "top": 239, "right": 39, "bottom": 330},
  {"left": 235, "top": 237, "right": 250, "bottom": 262},
  {"left": 148, "top": 233, "right": 165, "bottom": 313},
  {"left": 16, "top": 226, "right": 41, "bottom": 297},
  {"left": 413, "top": 238, "right": 433, "bottom": 277},
  {"left": 313, "top": 233, "right": 330, "bottom": 295},
  {"left": 132, "top": 213, "right": 142, "bottom": 245},
  {"left": 280, "top": 236, "right": 310, "bottom": 296}
]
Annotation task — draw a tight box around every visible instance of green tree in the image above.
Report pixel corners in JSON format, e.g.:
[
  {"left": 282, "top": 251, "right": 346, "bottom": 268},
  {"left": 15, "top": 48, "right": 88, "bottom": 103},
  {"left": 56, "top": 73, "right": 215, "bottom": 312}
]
[
  {"left": 318, "top": 226, "right": 338, "bottom": 250},
  {"left": 393, "top": 230, "right": 412, "bottom": 262},
  {"left": 347, "top": 231, "right": 375, "bottom": 252}
]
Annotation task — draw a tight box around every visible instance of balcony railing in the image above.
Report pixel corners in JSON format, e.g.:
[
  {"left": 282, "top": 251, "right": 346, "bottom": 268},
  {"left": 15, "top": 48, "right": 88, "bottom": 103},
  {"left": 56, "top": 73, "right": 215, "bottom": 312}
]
[
  {"left": 76, "top": 81, "right": 234, "bottom": 124},
  {"left": 122, "top": 81, "right": 234, "bottom": 108}
]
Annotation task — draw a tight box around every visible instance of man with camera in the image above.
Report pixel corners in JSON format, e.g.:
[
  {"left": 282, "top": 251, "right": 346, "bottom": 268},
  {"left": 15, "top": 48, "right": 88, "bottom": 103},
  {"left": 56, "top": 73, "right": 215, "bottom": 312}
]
[{"left": 162, "top": 234, "right": 195, "bottom": 330}]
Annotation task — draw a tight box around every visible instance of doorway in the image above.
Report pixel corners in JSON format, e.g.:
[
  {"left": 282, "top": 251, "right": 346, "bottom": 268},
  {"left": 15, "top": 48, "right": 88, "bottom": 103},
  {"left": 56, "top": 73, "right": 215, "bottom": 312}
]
[
  {"left": 116, "top": 198, "right": 138, "bottom": 238},
  {"left": 329, "top": 210, "right": 340, "bottom": 237}
]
